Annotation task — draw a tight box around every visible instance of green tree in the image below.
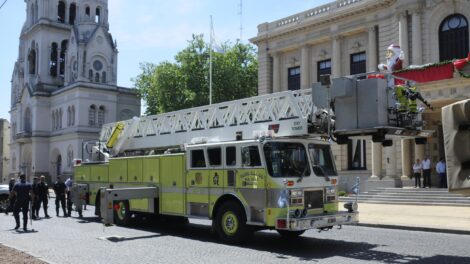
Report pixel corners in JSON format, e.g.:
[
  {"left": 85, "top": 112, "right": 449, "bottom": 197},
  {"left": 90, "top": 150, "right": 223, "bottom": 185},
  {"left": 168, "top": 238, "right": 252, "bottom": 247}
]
[{"left": 133, "top": 34, "right": 258, "bottom": 115}]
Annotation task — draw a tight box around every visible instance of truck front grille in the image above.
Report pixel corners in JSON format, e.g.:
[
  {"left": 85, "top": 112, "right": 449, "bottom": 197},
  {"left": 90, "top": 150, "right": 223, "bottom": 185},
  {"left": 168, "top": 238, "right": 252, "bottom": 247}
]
[{"left": 304, "top": 190, "right": 324, "bottom": 209}]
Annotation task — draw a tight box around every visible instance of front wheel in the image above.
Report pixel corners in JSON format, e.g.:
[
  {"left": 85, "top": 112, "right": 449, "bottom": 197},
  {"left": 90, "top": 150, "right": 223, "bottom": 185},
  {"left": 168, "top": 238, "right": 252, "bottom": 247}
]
[
  {"left": 277, "top": 230, "right": 306, "bottom": 239},
  {"left": 113, "top": 200, "right": 131, "bottom": 226},
  {"left": 214, "top": 201, "right": 252, "bottom": 244}
]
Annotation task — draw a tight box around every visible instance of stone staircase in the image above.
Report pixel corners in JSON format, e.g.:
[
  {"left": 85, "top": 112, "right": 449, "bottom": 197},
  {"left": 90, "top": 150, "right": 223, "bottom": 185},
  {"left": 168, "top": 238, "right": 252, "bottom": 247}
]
[{"left": 339, "top": 188, "right": 470, "bottom": 206}]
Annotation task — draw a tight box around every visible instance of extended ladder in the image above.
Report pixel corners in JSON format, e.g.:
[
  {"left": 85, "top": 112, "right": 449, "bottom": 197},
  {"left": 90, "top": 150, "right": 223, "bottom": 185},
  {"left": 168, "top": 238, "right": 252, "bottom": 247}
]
[{"left": 100, "top": 89, "right": 320, "bottom": 155}]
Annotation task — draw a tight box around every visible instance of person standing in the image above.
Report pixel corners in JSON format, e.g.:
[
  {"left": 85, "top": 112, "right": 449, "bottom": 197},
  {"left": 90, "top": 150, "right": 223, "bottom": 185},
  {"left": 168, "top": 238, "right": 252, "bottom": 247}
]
[
  {"left": 31, "top": 177, "right": 40, "bottom": 220},
  {"left": 413, "top": 158, "right": 422, "bottom": 188},
  {"left": 5, "top": 178, "right": 16, "bottom": 215},
  {"left": 37, "top": 175, "right": 50, "bottom": 218},
  {"left": 10, "top": 174, "right": 34, "bottom": 231},
  {"left": 422, "top": 156, "right": 432, "bottom": 188},
  {"left": 64, "top": 177, "right": 73, "bottom": 217},
  {"left": 53, "top": 176, "right": 67, "bottom": 217},
  {"left": 436, "top": 158, "right": 447, "bottom": 188}
]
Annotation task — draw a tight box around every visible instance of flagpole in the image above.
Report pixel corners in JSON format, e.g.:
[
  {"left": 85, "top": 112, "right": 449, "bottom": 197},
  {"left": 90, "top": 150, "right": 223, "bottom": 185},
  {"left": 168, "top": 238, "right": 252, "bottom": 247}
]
[{"left": 209, "top": 15, "right": 213, "bottom": 105}]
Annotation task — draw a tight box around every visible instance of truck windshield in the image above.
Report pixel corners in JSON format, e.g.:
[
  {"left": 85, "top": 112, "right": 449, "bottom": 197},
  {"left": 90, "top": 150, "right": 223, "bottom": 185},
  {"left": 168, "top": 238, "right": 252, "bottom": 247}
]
[
  {"left": 308, "top": 143, "right": 337, "bottom": 176},
  {"left": 263, "top": 142, "right": 310, "bottom": 178}
]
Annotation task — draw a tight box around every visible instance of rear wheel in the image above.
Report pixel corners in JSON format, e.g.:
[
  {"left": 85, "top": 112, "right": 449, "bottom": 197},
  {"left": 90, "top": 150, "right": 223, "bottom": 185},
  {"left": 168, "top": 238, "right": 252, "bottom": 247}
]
[
  {"left": 113, "top": 200, "right": 131, "bottom": 226},
  {"left": 0, "top": 195, "right": 9, "bottom": 213},
  {"left": 215, "top": 201, "right": 251, "bottom": 244},
  {"left": 277, "top": 230, "right": 305, "bottom": 239}
]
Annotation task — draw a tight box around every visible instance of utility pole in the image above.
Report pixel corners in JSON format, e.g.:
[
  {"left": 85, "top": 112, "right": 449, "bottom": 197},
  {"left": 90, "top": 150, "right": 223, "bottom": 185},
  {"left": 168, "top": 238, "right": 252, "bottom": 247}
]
[{"left": 238, "top": 0, "right": 243, "bottom": 42}]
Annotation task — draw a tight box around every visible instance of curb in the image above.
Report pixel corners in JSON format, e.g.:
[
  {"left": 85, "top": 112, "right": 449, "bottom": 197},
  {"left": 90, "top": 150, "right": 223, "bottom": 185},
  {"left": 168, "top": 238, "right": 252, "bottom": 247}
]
[
  {"left": 0, "top": 242, "right": 55, "bottom": 264},
  {"left": 356, "top": 223, "right": 470, "bottom": 235}
]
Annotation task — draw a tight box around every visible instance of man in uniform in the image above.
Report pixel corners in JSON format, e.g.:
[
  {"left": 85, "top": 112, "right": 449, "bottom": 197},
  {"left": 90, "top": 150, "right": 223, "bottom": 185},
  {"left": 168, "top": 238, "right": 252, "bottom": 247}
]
[
  {"left": 37, "top": 175, "right": 50, "bottom": 218},
  {"left": 5, "top": 178, "right": 16, "bottom": 215},
  {"left": 31, "top": 177, "right": 40, "bottom": 220},
  {"left": 53, "top": 176, "right": 67, "bottom": 217},
  {"left": 9, "top": 174, "right": 34, "bottom": 231},
  {"left": 65, "top": 177, "right": 73, "bottom": 217}
]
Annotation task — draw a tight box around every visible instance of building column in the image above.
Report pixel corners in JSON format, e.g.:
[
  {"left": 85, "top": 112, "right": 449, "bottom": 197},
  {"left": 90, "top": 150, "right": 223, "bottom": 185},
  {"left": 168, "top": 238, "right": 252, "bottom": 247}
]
[
  {"left": 332, "top": 35, "right": 342, "bottom": 78},
  {"left": 257, "top": 42, "right": 273, "bottom": 95},
  {"left": 371, "top": 142, "right": 382, "bottom": 179},
  {"left": 368, "top": 26, "right": 378, "bottom": 72},
  {"left": 398, "top": 12, "right": 409, "bottom": 67},
  {"left": 411, "top": 10, "right": 422, "bottom": 65},
  {"left": 401, "top": 139, "right": 412, "bottom": 179},
  {"left": 272, "top": 52, "right": 281, "bottom": 93},
  {"left": 300, "top": 45, "right": 310, "bottom": 89}
]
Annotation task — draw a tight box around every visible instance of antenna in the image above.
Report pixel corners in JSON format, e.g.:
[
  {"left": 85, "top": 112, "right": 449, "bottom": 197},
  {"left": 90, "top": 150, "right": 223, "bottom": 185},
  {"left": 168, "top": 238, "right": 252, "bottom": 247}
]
[{"left": 237, "top": 0, "right": 243, "bottom": 42}]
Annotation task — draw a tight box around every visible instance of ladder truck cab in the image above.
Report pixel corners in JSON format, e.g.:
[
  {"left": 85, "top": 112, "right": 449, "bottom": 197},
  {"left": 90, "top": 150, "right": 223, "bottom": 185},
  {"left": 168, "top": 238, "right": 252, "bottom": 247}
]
[{"left": 73, "top": 74, "right": 433, "bottom": 243}]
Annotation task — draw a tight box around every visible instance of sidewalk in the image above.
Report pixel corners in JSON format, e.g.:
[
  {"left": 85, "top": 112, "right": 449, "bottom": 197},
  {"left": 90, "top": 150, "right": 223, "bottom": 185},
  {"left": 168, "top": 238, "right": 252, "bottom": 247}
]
[{"left": 340, "top": 202, "right": 470, "bottom": 234}]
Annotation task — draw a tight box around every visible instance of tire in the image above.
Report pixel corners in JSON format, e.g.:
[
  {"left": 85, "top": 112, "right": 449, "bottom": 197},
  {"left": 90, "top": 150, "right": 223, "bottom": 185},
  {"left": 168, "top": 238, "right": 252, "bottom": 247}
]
[
  {"left": 214, "top": 201, "right": 251, "bottom": 244},
  {"left": 94, "top": 193, "right": 101, "bottom": 217},
  {"left": 277, "top": 230, "right": 306, "bottom": 239},
  {"left": 113, "top": 200, "right": 131, "bottom": 226},
  {"left": 0, "top": 195, "right": 9, "bottom": 213}
]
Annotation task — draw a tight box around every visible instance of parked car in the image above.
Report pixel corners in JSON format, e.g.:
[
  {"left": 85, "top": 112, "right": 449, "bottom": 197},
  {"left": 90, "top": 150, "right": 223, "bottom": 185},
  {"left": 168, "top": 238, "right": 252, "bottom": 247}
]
[{"left": 0, "top": 184, "right": 10, "bottom": 212}]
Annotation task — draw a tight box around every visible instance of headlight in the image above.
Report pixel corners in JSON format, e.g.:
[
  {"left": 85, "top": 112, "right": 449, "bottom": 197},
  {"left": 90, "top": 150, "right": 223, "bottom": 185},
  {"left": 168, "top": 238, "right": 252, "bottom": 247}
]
[{"left": 289, "top": 189, "right": 303, "bottom": 197}]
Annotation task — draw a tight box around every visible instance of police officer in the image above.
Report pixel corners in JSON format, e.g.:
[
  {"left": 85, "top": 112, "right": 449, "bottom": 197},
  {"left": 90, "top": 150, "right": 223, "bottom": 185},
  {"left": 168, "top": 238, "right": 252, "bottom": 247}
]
[
  {"left": 37, "top": 175, "right": 50, "bottom": 218},
  {"left": 53, "top": 176, "right": 67, "bottom": 217},
  {"left": 10, "top": 174, "right": 34, "bottom": 231},
  {"left": 31, "top": 177, "right": 40, "bottom": 220}
]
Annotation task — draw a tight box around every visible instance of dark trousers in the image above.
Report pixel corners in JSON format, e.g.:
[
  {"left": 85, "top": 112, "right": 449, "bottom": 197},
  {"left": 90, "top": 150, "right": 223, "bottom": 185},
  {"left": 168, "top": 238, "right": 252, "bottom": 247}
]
[
  {"left": 55, "top": 194, "right": 67, "bottom": 216},
  {"left": 32, "top": 197, "right": 40, "bottom": 218},
  {"left": 439, "top": 173, "right": 447, "bottom": 188},
  {"left": 66, "top": 191, "right": 72, "bottom": 216},
  {"left": 38, "top": 196, "right": 49, "bottom": 217},
  {"left": 423, "top": 169, "right": 431, "bottom": 187},
  {"left": 13, "top": 200, "right": 29, "bottom": 228},
  {"left": 414, "top": 172, "right": 421, "bottom": 187},
  {"left": 6, "top": 196, "right": 16, "bottom": 213}
]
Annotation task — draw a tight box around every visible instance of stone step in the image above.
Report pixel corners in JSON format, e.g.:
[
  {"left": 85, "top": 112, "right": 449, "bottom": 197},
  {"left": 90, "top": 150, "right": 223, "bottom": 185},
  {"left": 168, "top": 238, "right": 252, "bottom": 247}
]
[
  {"left": 339, "top": 199, "right": 470, "bottom": 207},
  {"left": 339, "top": 197, "right": 470, "bottom": 205},
  {"left": 342, "top": 194, "right": 470, "bottom": 202},
  {"left": 362, "top": 192, "right": 465, "bottom": 198}
]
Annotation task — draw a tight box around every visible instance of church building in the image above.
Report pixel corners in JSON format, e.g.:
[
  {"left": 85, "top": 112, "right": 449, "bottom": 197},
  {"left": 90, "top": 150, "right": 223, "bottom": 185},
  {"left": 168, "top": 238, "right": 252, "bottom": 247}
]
[{"left": 9, "top": 0, "right": 140, "bottom": 182}]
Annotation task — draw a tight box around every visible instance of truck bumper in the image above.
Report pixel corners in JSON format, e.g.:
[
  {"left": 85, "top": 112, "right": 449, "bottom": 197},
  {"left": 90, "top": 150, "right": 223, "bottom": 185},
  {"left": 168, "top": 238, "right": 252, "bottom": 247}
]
[{"left": 276, "top": 211, "right": 359, "bottom": 231}]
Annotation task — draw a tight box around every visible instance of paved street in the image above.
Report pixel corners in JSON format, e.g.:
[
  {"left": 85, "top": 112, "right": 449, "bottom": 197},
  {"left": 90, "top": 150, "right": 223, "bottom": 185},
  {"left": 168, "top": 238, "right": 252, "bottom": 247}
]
[{"left": 1, "top": 203, "right": 470, "bottom": 264}]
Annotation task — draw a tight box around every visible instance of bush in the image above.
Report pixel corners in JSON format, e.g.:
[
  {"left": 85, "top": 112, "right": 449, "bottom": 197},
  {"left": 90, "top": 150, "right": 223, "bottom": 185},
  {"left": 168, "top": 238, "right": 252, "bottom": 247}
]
[{"left": 338, "top": 190, "right": 347, "bottom": 197}]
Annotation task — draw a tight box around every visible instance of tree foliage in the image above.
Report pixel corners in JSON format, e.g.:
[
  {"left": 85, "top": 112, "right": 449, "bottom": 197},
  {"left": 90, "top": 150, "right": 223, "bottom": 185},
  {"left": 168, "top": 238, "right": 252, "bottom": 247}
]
[{"left": 133, "top": 34, "right": 258, "bottom": 115}]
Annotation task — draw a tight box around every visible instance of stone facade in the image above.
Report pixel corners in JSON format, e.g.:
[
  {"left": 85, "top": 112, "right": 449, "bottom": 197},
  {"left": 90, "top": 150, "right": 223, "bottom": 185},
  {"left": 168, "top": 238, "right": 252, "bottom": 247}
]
[
  {"left": 9, "top": 0, "right": 140, "bottom": 183},
  {"left": 250, "top": 0, "right": 470, "bottom": 190},
  {"left": 0, "top": 119, "right": 10, "bottom": 184}
]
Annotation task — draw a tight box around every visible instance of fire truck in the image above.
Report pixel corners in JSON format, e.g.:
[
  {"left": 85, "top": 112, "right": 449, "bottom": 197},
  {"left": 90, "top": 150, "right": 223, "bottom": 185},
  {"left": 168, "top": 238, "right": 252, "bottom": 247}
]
[{"left": 73, "top": 75, "right": 432, "bottom": 243}]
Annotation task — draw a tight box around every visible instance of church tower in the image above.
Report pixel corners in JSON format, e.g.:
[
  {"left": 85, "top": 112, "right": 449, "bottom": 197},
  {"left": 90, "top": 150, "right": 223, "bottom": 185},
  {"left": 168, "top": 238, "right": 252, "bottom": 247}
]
[{"left": 9, "top": 0, "right": 140, "bottom": 181}]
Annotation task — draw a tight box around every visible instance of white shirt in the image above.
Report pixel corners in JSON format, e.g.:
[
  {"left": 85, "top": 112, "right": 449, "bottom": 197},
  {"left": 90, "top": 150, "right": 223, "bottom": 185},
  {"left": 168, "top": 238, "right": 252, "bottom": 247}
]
[
  {"left": 413, "top": 163, "right": 422, "bottom": 173},
  {"left": 436, "top": 161, "right": 446, "bottom": 174},
  {"left": 421, "top": 159, "right": 431, "bottom": 170}
]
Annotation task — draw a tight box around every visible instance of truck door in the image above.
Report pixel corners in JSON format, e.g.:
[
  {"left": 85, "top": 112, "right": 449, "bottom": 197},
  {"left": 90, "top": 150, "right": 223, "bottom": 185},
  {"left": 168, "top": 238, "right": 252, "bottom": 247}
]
[
  {"left": 186, "top": 148, "right": 210, "bottom": 217},
  {"left": 160, "top": 154, "right": 185, "bottom": 215}
]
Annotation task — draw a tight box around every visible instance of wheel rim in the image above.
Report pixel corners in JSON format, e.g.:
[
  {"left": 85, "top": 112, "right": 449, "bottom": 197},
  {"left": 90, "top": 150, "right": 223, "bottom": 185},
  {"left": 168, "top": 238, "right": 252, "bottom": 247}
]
[
  {"left": 116, "top": 202, "right": 127, "bottom": 220},
  {"left": 0, "top": 198, "right": 8, "bottom": 211},
  {"left": 221, "top": 211, "right": 239, "bottom": 236}
]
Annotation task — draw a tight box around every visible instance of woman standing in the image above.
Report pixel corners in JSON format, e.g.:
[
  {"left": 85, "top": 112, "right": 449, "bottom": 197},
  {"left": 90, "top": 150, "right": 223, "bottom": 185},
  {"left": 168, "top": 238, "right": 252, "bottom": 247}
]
[{"left": 413, "top": 159, "right": 422, "bottom": 188}]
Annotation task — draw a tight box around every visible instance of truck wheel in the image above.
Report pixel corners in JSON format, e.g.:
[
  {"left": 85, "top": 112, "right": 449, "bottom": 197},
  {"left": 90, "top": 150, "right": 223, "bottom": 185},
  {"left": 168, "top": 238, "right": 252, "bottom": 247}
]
[
  {"left": 215, "top": 201, "right": 251, "bottom": 244},
  {"left": 113, "top": 200, "right": 131, "bottom": 226},
  {"left": 277, "top": 230, "right": 305, "bottom": 239}
]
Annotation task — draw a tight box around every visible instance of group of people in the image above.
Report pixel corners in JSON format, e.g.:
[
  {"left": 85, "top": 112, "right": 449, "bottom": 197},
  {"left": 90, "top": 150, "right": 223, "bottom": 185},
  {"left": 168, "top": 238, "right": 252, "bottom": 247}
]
[
  {"left": 412, "top": 156, "right": 447, "bottom": 188},
  {"left": 4, "top": 175, "right": 76, "bottom": 231}
]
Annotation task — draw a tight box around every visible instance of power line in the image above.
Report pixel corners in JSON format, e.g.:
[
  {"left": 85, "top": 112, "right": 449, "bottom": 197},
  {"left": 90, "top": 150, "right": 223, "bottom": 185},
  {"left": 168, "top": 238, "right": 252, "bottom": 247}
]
[{"left": 0, "top": 0, "right": 7, "bottom": 10}]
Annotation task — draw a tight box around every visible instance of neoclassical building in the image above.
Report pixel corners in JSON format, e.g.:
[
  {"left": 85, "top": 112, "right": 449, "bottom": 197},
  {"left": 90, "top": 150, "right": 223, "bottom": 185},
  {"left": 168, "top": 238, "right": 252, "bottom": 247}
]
[
  {"left": 250, "top": 0, "right": 470, "bottom": 188},
  {"left": 9, "top": 0, "right": 140, "bottom": 182}
]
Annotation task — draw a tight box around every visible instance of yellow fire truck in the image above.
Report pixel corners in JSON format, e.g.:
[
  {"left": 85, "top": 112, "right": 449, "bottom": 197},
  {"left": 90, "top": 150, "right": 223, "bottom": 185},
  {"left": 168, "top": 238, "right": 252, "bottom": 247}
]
[{"left": 73, "top": 76, "right": 432, "bottom": 243}]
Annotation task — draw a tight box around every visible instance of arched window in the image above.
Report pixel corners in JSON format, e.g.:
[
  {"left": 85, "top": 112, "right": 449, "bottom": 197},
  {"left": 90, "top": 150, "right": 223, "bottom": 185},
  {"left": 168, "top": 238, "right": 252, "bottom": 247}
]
[
  {"left": 67, "top": 106, "right": 71, "bottom": 127},
  {"left": 98, "top": 106, "right": 105, "bottom": 126},
  {"left": 102, "top": 72, "right": 106, "bottom": 83},
  {"left": 88, "top": 69, "right": 93, "bottom": 81},
  {"left": 28, "top": 49, "right": 36, "bottom": 74},
  {"left": 24, "top": 108, "right": 32, "bottom": 133},
  {"left": 67, "top": 145, "right": 74, "bottom": 168},
  {"left": 52, "top": 112, "right": 55, "bottom": 130},
  {"left": 59, "top": 108, "right": 63, "bottom": 129},
  {"left": 85, "top": 6, "right": 90, "bottom": 19},
  {"left": 95, "top": 72, "right": 100, "bottom": 82},
  {"left": 50, "top": 42, "right": 58, "bottom": 77},
  {"left": 95, "top": 7, "right": 101, "bottom": 23},
  {"left": 89, "top": 105, "right": 96, "bottom": 126},
  {"left": 56, "top": 155, "right": 62, "bottom": 176},
  {"left": 30, "top": 4, "right": 35, "bottom": 25},
  {"left": 58, "top": 1, "right": 66, "bottom": 23},
  {"left": 439, "top": 14, "right": 469, "bottom": 61},
  {"left": 60, "top": 40, "right": 68, "bottom": 76},
  {"left": 69, "top": 3, "right": 76, "bottom": 25}
]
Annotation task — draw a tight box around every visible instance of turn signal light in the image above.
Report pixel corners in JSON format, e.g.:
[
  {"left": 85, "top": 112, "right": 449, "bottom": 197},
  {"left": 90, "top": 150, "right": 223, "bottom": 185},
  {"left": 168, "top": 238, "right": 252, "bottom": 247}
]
[
  {"left": 287, "top": 181, "right": 294, "bottom": 186},
  {"left": 277, "top": 219, "right": 287, "bottom": 229}
]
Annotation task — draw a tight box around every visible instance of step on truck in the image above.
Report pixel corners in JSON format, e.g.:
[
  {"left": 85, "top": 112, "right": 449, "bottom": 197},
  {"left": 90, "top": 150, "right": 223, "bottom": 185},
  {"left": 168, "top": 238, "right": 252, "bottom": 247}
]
[{"left": 73, "top": 74, "right": 433, "bottom": 243}]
